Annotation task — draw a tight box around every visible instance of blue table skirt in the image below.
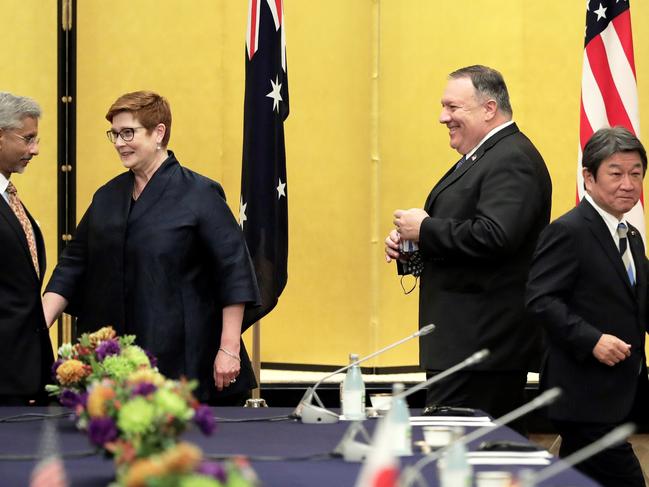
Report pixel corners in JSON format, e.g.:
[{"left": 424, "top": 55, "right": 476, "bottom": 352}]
[{"left": 0, "top": 407, "right": 601, "bottom": 486}]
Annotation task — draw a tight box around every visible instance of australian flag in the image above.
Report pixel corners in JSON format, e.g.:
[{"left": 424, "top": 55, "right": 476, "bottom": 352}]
[{"left": 240, "top": 0, "right": 289, "bottom": 329}]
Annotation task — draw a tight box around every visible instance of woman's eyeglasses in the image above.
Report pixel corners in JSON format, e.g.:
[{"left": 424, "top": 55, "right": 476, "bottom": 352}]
[{"left": 106, "top": 126, "right": 145, "bottom": 143}]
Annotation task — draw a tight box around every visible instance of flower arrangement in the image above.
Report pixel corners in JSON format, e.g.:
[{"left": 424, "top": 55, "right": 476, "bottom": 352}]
[
  {"left": 115, "top": 442, "right": 258, "bottom": 487},
  {"left": 47, "top": 327, "right": 256, "bottom": 487},
  {"left": 48, "top": 326, "right": 155, "bottom": 400},
  {"left": 78, "top": 373, "right": 216, "bottom": 465}
]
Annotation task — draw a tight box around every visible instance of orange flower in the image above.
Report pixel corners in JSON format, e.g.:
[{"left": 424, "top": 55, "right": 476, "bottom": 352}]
[
  {"left": 108, "top": 439, "right": 137, "bottom": 466},
  {"left": 56, "top": 359, "right": 89, "bottom": 386},
  {"left": 123, "top": 458, "right": 166, "bottom": 487},
  {"left": 161, "top": 442, "right": 202, "bottom": 473},
  {"left": 87, "top": 384, "right": 116, "bottom": 417}
]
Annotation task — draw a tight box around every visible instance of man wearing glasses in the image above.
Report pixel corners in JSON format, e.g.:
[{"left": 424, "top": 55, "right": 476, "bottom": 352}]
[{"left": 0, "top": 92, "right": 53, "bottom": 405}]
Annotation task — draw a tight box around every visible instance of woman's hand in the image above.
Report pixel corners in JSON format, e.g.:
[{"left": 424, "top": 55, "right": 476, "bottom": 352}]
[
  {"left": 213, "top": 303, "right": 245, "bottom": 391},
  {"left": 42, "top": 292, "right": 69, "bottom": 328},
  {"left": 214, "top": 347, "right": 241, "bottom": 391}
]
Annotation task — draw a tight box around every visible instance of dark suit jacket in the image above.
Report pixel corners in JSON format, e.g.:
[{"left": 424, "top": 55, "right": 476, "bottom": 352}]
[
  {"left": 46, "top": 153, "right": 260, "bottom": 402},
  {"left": 417, "top": 123, "right": 552, "bottom": 372},
  {"left": 526, "top": 199, "right": 648, "bottom": 423},
  {"left": 0, "top": 192, "right": 52, "bottom": 397}
]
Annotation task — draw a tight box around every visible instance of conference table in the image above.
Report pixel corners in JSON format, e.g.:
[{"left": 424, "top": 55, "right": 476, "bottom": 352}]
[{"left": 0, "top": 406, "right": 601, "bottom": 486}]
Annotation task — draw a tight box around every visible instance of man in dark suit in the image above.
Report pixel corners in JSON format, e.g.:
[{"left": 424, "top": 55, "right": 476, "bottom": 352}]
[
  {"left": 526, "top": 127, "right": 648, "bottom": 487},
  {"left": 385, "top": 65, "right": 552, "bottom": 423},
  {"left": 0, "top": 92, "right": 52, "bottom": 405}
]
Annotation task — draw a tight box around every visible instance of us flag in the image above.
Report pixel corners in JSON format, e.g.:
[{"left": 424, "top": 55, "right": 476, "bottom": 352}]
[
  {"left": 240, "top": 0, "right": 289, "bottom": 329},
  {"left": 577, "top": 0, "right": 644, "bottom": 238}
]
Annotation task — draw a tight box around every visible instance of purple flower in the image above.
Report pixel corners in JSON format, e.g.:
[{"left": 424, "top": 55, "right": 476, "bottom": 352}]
[
  {"left": 197, "top": 461, "right": 227, "bottom": 482},
  {"left": 78, "top": 392, "right": 88, "bottom": 408},
  {"left": 131, "top": 382, "right": 157, "bottom": 397},
  {"left": 144, "top": 349, "right": 158, "bottom": 368},
  {"left": 193, "top": 405, "right": 216, "bottom": 435},
  {"left": 87, "top": 417, "right": 118, "bottom": 446},
  {"left": 51, "top": 359, "right": 63, "bottom": 380},
  {"left": 95, "top": 339, "right": 120, "bottom": 361},
  {"left": 59, "top": 389, "right": 84, "bottom": 408}
]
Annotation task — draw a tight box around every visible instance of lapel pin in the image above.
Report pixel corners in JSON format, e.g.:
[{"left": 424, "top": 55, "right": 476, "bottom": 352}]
[{"left": 471, "top": 155, "right": 477, "bottom": 161}]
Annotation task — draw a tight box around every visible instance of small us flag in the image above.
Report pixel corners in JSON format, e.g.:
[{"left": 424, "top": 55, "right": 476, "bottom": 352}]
[
  {"left": 240, "top": 0, "right": 289, "bottom": 329},
  {"left": 577, "top": 0, "right": 644, "bottom": 239}
]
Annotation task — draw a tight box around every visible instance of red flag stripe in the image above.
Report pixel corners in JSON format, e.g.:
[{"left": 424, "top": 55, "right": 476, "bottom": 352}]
[
  {"left": 585, "top": 36, "right": 634, "bottom": 130},
  {"left": 274, "top": 0, "right": 282, "bottom": 25},
  {"left": 247, "top": 0, "right": 259, "bottom": 60},
  {"left": 612, "top": 10, "right": 636, "bottom": 75}
]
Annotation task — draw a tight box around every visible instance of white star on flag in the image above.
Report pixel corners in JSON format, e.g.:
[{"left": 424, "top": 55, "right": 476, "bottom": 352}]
[
  {"left": 266, "top": 75, "right": 283, "bottom": 113},
  {"left": 239, "top": 197, "right": 247, "bottom": 228},
  {"left": 276, "top": 178, "right": 286, "bottom": 199},
  {"left": 594, "top": 3, "right": 607, "bottom": 20}
]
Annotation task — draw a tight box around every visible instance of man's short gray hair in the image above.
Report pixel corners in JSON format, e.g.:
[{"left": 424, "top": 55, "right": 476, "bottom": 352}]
[
  {"left": 0, "top": 92, "right": 42, "bottom": 130},
  {"left": 449, "top": 65, "right": 513, "bottom": 117},
  {"left": 582, "top": 126, "right": 647, "bottom": 179}
]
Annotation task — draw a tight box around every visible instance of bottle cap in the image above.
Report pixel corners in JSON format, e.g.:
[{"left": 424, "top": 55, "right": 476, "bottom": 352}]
[
  {"left": 392, "top": 382, "right": 405, "bottom": 394},
  {"left": 349, "top": 353, "right": 359, "bottom": 361}
]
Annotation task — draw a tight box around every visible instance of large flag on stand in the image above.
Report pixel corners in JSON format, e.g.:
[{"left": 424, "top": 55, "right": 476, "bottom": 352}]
[
  {"left": 240, "top": 0, "right": 289, "bottom": 330},
  {"left": 578, "top": 0, "right": 644, "bottom": 240}
]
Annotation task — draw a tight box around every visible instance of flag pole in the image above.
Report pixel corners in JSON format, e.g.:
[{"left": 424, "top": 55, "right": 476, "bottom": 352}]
[
  {"left": 241, "top": 0, "right": 288, "bottom": 407},
  {"left": 252, "top": 320, "right": 262, "bottom": 400},
  {"left": 245, "top": 319, "right": 267, "bottom": 407}
]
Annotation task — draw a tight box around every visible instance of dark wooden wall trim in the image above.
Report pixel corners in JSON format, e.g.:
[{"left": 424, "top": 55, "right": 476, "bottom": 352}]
[{"left": 56, "top": 0, "right": 77, "bottom": 346}]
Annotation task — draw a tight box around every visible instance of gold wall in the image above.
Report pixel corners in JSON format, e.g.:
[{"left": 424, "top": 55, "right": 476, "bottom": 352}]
[
  {"left": 1, "top": 1, "right": 58, "bottom": 343},
  {"left": 3, "top": 1, "right": 649, "bottom": 367}
]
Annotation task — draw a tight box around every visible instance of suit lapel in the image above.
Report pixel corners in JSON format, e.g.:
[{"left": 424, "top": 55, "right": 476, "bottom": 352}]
[
  {"left": 580, "top": 200, "right": 637, "bottom": 297},
  {"left": 0, "top": 196, "right": 41, "bottom": 281},
  {"left": 628, "top": 225, "right": 647, "bottom": 327},
  {"left": 424, "top": 123, "right": 519, "bottom": 212}
]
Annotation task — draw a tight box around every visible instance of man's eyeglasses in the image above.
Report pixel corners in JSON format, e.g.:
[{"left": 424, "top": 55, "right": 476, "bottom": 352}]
[
  {"left": 10, "top": 132, "right": 40, "bottom": 147},
  {"left": 106, "top": 126, "right": 145, "bottom": 143}
]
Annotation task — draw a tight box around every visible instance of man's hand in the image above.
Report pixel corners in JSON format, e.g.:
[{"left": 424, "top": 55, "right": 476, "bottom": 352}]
[
  {"left": 393, "top": 208, "right": 428, "bottom": 241},
  {"left": 385, "top": 229, "right": 401, "bottom": 263},
  {"left": 592, "top": 334, "right": 632, "bottom": 366}
]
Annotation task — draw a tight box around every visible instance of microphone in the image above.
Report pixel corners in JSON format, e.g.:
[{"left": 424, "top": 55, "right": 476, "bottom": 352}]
[
  {"left": 293, "top": 324, "right": 435, "bottom": 424},
  {"left": 335, "top": 348, "right": 490, "bottom": 462},
  {"left": 399, "top": 387, "right": 562, "bottom": 487},
  {"left": 529, "top": 422, "right": 635, "bottom": 485}
]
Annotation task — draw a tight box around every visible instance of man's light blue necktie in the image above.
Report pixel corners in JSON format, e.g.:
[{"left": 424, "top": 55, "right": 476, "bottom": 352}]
[{"left": 617, "top": 222, "right": 635, "bottom": 285}]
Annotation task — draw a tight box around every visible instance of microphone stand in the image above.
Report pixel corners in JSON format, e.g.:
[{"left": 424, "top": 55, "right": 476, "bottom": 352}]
[
  {"left": 530, "top": 422, "right": 635, "bottom": 485},
  {"left": 292, "top": 324, "right": 436, "bottom": 424},
  {"left": 399, "top": 387, "right": 562, "bottom": 487}
]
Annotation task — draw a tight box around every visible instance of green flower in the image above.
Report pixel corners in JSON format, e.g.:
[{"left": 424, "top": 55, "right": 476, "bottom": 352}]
[
  {"left": 121, "top": 345, "right": 151, "bottom": 368},
  {"left": 178, "top": 475, "right": 222, "bottom": 487},
  {"left": 101, "top": 355, "right": 136, "bottom": 381},
  {"left": 117, "top": 396, "right": 155, "bottom": 435},
  {"left": 57, "top": 343, "right": 74, "bottom": 359},
  {"left": 154, "top": 388, "right": 193, "bottom": 420}
]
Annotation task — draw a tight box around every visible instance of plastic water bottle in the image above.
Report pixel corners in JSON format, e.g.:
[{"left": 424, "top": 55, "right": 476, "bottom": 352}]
[
  {"left": 386, "top": 382, "right": 412, "bottom": 455},
  {"left": 438, "top": 427, "right": 472, "bottom": 487},
  {"left": 341, "top": 353, "right": 365, "bottom": 420}
]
